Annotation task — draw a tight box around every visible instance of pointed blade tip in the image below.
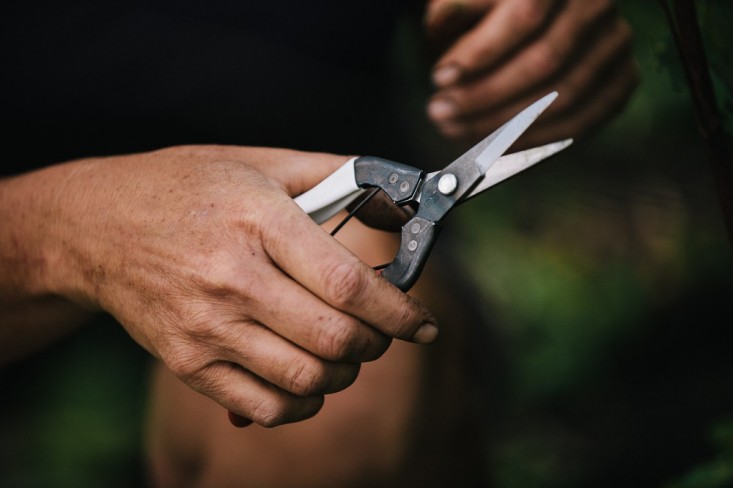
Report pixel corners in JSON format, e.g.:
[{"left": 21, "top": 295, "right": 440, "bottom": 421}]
[{"left": 534, "top": 91, "right": 559, "bottom": 113}]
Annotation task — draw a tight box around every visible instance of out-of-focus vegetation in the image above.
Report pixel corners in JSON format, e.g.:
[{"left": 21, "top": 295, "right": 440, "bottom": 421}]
[
  {"left": 0, "top": 2, "right": 730, "bottom": 487},
  {"left": 453, "top": 1, "right": 733, "bottom": 486},
  {"left": 0, "top": 314, "right": 150, "bottom": 487}
]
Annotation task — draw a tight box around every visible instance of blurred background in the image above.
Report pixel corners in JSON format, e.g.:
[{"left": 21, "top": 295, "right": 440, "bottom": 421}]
[
  {"left": 452, "top": 1, "right": 733, "bottom": 486},
  {"left": 1, "top": 1, "right": 731, "bottom": 487}
]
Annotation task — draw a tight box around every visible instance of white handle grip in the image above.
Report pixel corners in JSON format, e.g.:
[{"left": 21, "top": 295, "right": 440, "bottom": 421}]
[{"left": 294, "top": 157, "right": 365, "bottom": 224}]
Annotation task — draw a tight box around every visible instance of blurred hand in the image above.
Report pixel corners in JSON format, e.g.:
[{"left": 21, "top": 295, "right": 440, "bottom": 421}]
[
  {"left": 3, "top": 145, "right": 437, "bottom": 427},
  {"left": 425, "top": 0, "right": 639, "bottom": 147}
]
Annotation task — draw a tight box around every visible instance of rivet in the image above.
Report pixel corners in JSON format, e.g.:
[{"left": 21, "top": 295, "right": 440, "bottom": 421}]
[
  {"left": 438, "top": 173, "right": 458, "bottom": 195},
  {"left": 407, "top": 240, "right": 418, "bottom": 251},
  {"left": 388, "top": 173, "right": 399, "bottom": 184}
]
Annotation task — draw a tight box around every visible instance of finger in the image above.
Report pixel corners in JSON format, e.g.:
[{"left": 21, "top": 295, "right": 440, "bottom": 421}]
[
  {"left": 432, "top": 0, "right": 558, "bottom": 87},
  {"left": 438, "top": 43, "right": 638, "bottom": 149},
  {"left": 521, "top": 53, "right": 639, "bottom": 147},
  {"left": 262, "top": 200, "right": 439, "bottom": 344},
  {"left": 429, "top": 0, "right": 619, "bottom": 121},
  {"left": 431, "top": 3, "right": 635, "bottom": 143},
  {"left": 234, "top": 259, "right": 392, "bottom": 363},
  {"left": 218, "top": 320, "right": 362, "bottom": 397},
  {"left": 539, "top": 14, "right": 636, "bottom": 117},
  {"left": 188, "top": 361, "right": 325, "bottom": 427},
  {"left": 428, "top": 1, "right": 606, "bottom": 124}
]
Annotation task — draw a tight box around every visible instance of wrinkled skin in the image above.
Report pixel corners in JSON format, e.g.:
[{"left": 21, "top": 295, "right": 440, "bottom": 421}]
[
  {"left": 146, "top": 217, "right": 495, "bottom": 487},
  {"left": 0, "top": 145, "right": 438, "bottom": 427}
]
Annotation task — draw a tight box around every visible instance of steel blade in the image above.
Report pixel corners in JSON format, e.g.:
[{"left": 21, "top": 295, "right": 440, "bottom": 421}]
[
  {"left": 419, "top": 138, "right": 572, "bottom": 203},
  {"left": 413, "top": 92, "right": 559, "bottom": 222},
  {"left": 463, "top": 138, "right": 572, "bottom": 201},
  {"left": 473, "top": 91, "right": 559, "bottom": 174}
]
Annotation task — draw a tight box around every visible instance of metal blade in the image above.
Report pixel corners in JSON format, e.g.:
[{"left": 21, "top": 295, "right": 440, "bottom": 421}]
[
  {"left": 418, "top": 139, "right": 572, "bottom": 203},
  {"left": 465, "top": 91, "right": 559, "bottom": 176},
  {"left": 413, "top": 92, "right": 559, "bottom": 222},
  {"left": 462, "top": 138, "right": 572, "bottom": 201}
]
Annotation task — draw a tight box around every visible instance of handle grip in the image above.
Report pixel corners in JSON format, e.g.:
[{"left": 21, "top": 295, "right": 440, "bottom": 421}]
[{"left": 381, "top": 216, "right": 441, "bottom": 292}]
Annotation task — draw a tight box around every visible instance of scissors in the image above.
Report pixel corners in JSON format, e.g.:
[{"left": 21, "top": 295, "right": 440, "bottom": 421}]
[{"left": 295, "top": 91, "right": 571, "bottom": 292}]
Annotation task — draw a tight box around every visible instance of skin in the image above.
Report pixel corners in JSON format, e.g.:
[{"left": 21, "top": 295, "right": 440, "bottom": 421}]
[
  {"left": 3, "top": 1, "right": 640, "bottom": 484},
  {"left": 0, "top": 145, "right": 438, "bottom": 427},
  {"left": 425, "top": 0, "right": 639, "bottom": 147},
  {"left": 143, "top": 2, "right": 641, "bottom": 486},
  {"left": 146, "top": 221, "right": 419, "bottom": 487},
  {"left": 146, "top": 218, "right": 493, "bottom": 487}
]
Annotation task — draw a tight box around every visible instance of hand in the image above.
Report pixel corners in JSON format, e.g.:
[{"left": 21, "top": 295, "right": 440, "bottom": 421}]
[
  {"left": 425, "top": 0, "right": 639, "bottom": 147},
  {"left": 3, "top": 145, "right": 437, "bottom": 426}
]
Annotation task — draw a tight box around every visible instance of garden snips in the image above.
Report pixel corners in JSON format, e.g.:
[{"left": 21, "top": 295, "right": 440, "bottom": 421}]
[{"left": 295, "top": 91, "right": 572, "bottom": 292}]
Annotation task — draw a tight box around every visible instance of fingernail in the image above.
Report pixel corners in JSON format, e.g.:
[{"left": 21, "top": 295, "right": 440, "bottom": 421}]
[
  {"left": 228, "top": 410, "right": 253, "bottom": 428},
  {"left": 413, "top": 322, "right": 439, "bottom": 344},
  {"left": 433, "top": 65, "right": 461, "bottom": 87},
  {"left": 428, "top": 97, "right": 458, "bottom": 121}
]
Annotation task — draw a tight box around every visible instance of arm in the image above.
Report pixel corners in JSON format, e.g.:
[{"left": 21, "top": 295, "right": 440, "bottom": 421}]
[
  {"left": 425, "top": 0, "right": 639, "bottom": 147},
  {"left": 0, "top": 145, "right": 438, "bottom": 426}
]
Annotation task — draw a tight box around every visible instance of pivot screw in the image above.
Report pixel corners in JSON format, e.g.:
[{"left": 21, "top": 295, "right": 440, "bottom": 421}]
[{"left": 438, "top": 173, "right": 458, "bottom": 195}]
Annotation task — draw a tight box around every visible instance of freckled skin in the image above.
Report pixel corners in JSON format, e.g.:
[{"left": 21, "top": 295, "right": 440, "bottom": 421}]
[
  {"left": 2, "top": 2, "right": 637, "bottom": 482},
  {"left": 0, "top": 145, "right": 438, "bottom": 423},
  {"left": 145, "top": 217, "right": 494, "bottom": 488}
]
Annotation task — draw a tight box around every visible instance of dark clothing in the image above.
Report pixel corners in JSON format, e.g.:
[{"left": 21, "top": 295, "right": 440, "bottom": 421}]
[{"left": 2, "top": 1, "right": 423, "bottom": 173}]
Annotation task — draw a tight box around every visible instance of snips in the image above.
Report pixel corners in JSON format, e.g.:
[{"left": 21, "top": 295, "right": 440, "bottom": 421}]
[{"left": 295, "top": 92, "right": 571, "bottom": 291}]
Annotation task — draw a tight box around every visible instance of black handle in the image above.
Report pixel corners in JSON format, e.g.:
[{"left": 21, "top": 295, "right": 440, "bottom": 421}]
[
  {"left": 353, "top": 156, "right": 423, "bottom": 204},
  {"left": 381, "top": 216, "right": 442, "bottom": 292}
]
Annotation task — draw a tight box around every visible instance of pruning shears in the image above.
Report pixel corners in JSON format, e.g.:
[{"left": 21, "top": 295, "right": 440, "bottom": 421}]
[{"left": 295, "top": 91, "right": 571, "bottom": 291}]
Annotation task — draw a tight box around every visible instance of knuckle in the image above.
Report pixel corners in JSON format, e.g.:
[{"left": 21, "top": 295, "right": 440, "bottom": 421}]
[
  {"left": 314, "top": 317, "right": 362, "bottom": 361},
  {"left": 251, "top": 398, "right": 289, "bottom": 428},
  {"left": 321, "top": 260, "right": 368, "bottom": 309},
  {"left": 286, "top": 357, "right": 329, "bottom": 396},
  {"left": 164, "top": 343, "right": 207, "bottom": 381}
]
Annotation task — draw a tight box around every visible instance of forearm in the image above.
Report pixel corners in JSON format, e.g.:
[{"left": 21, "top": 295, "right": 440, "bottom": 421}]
[
  {"left": 0, "top": 145, "right": 438, "bottom": 427},
  {"left": 0, "top": 165, "right": 93, "bottom": 363}
]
